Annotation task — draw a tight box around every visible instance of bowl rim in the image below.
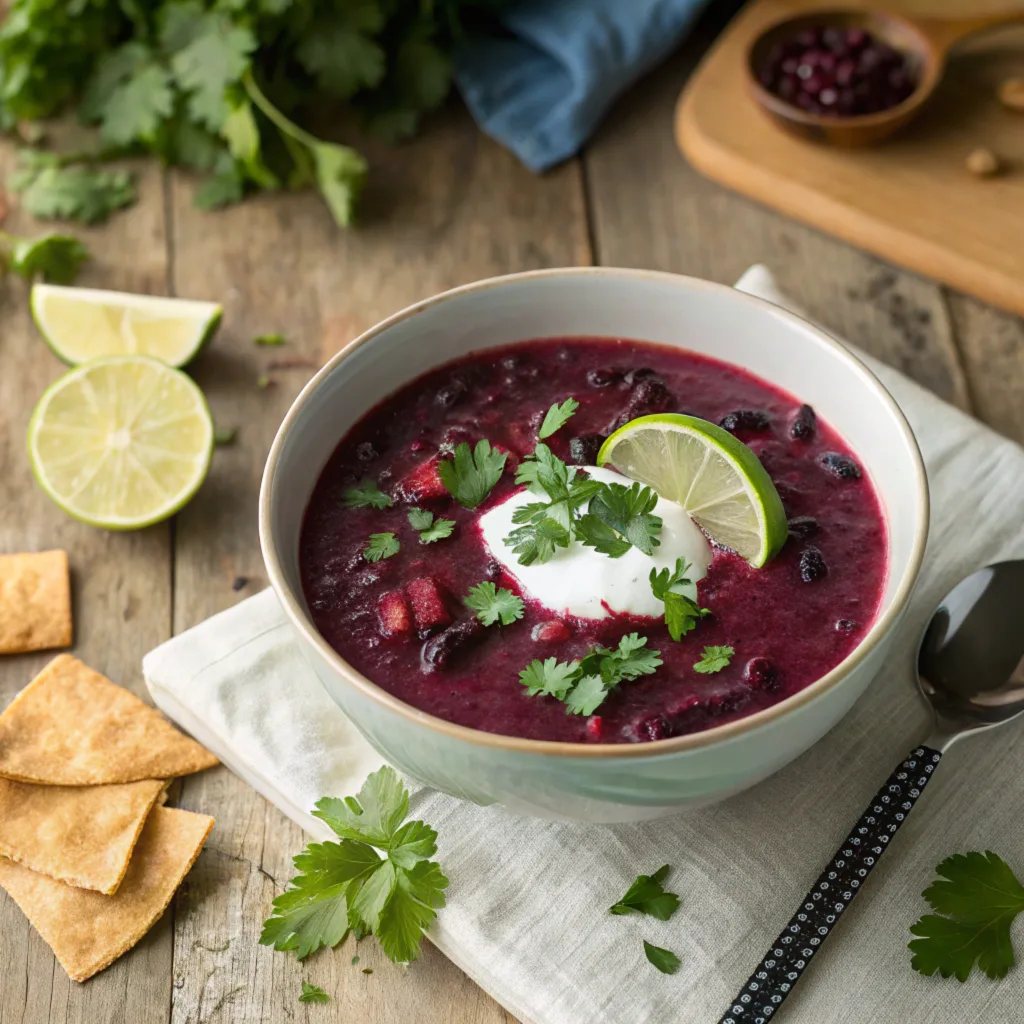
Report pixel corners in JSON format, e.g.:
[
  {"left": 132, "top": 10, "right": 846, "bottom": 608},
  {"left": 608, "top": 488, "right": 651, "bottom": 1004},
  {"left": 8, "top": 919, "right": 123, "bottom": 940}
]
[{"left": 259, "top": 266, "right": 930, "bottom": 760}]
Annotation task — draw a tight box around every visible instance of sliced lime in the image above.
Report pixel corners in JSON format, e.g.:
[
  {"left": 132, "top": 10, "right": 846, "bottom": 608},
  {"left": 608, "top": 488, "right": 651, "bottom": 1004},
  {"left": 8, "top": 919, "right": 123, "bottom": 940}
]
[
  {"left": 27, "top": 356, "right": 214, "bottom": 530},
  {"left": 31, "top": 284, "right": 222, "bottom": 367},
  {"left": 598, "top": 413, "right": 788, "bottom": 567}
]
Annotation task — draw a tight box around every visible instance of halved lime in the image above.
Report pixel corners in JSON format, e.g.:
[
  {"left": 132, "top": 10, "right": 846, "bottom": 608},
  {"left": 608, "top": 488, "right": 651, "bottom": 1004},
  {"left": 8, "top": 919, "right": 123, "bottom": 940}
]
[
  {"left": 31, "top": 284, "right": 222, "bottom": 367},
  {"left": 27, "top": 356, "right": 214, "bottom": 530},
  {"left": 598, "top": 413, "right": 788, "bottom": 567}
]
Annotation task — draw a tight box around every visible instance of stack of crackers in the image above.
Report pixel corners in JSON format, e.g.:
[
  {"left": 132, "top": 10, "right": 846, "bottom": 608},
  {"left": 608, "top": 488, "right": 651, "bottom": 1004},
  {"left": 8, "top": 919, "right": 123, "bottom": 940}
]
[{"left": 0, "top": 644, "right": 219, "bottom": 981}]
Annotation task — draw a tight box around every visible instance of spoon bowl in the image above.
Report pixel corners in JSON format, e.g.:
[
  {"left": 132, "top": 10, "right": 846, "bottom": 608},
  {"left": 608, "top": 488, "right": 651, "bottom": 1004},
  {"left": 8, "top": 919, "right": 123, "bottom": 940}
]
[{"left": 746, "top": 7, "right": 1024, "bottom": 147}]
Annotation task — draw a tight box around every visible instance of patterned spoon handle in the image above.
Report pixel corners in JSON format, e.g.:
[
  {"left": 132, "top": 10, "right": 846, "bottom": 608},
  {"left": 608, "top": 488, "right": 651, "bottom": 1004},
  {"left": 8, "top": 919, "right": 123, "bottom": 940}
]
[{"left": 718, "top": 745, "right": 943, "bottom": 1024}]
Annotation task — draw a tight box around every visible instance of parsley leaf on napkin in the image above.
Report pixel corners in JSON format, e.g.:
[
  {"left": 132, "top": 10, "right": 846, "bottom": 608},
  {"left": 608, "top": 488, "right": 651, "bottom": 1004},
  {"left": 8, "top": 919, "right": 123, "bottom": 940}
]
[
  {"left": 610, "top": 865, "right": 681, "bottom": 921},
  {"left": 643, "top": 941, "right": 681, "bottom": 975},
  {"left": 464, "top": 582, "right": 524, "bottom": 626},
  {"left": 649, "top": 558, "right": 709, "bottom": 641},
  {"left": 343, "top": 479, "right": 393, "bottom": 509},
  {"left": 363, "top": 533, "right": 399, "bottom": 562},
  {"left": 439, "top": 440, "right": 508, "bottom": 509},
  {"left": 261, "top": 767, "right": 448, "bottom": 965},
  {"left": 538, "top": 397, "right": 579, "bottom": 439},
  {"left": 909, "top": 851, "right": 1024, "bottom": 981},
  {"left": 693, "top": 646, "right": 733, "bottom": 674},
  {"left": 299, "top": 982, "right": 330, "bottom": 1004}
]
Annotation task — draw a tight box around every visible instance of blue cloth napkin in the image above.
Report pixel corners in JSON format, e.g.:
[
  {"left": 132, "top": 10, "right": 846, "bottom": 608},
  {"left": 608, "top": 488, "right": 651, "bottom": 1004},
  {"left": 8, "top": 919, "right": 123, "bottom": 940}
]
[{"left": 455, "top": 0, "right": 711, "bottom": 171}]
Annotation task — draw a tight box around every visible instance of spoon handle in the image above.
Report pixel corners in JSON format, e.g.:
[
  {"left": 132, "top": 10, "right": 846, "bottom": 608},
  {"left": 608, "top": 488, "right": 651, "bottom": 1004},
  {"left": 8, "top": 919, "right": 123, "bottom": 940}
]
[{"left": 718, "top": 745, "right": 942, "bottom": 1024}]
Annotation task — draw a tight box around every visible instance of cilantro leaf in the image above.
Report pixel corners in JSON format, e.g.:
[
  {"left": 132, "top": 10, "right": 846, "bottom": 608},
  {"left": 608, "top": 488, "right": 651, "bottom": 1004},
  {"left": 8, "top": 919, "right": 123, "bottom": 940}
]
[
  {"left": 9, "top": 156, "right": 136, "bottom": 225},
  {"left": 194, "top": 170, "right": 245, "bottom": 210},
  {"left": 364, "top": 533, "right": 399, "bottom": 562},
  {"left": 438, "top": 440, "right": 507, "bottom": 509},
  {"left": 343, "top": 479, "right": 392, "bottom": 509},
  {"left": 644, "top": 941, "right": 681, "bottom": 975},
  {"left": 693, "top": 646, "right": 733, "bottom": 674},
  {"left": 5, "top": 232, "right": 89, "bottom": 283},
  {"left": 610, "top": 865, "right": 681, "bottom": 921},
  {"left": 562, "top": 675, "right": 607, "bottom": 716},
  {"left": 650, "top": 559, "right": 710, "bottom": 641},
  {"left": 577, "top": 514, "right": 631, "bottom": 558},
  {"left": 538, "top": 397, "right": 579, "bottom": 439},
  {"left": 464, "top": 582, "right": 524, "bottom": 627},
  {"left": 518, "top": 658, "right": 579, "bottom": 699},
  {"left": 213, "top": 426, "right": 237, "bottom": 446},
  {"left": 909, "top": 851, "right": 1024, "bottom": 981},
  {"left": 97, "top": 62, "right": 175, "bottom": 146},
  {"left": 296, "top": 15, "right": 386, "bottom": 97},
  {"left": 264, "top": 768, "right": 447, "bottom": 966},
  {"left": 505, "top": 517, "right": 571, "bottom": 567},
  {"left": 221, "top": 95, "right": 279, "bottom": 190},
  {"left": 515, "top": 443, "right": 572, "bottom": 500},
  {"left": 254, "top": 333, "right": 286, "bottom": 346},
  {"left": 407, "top": 508, "right": 456, "bottom": 545},
  {"left": 587, "top": 483, "right": 662, "bottom": 556},
  {"left": 299, "top": 982, "right": 330, "bottom": 1004}
]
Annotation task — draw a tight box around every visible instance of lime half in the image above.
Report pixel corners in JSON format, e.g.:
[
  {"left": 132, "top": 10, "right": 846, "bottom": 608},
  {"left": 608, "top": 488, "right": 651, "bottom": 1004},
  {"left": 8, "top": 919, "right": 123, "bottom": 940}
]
[
  {"left": 28, "top": 356, "right": 214, "bottom": 530},
  {"left": 598, "top": 413, "right": 788, "bottom": 567},
  {"left": 31, "top": 284, "right": 222, "bottom": 367}
]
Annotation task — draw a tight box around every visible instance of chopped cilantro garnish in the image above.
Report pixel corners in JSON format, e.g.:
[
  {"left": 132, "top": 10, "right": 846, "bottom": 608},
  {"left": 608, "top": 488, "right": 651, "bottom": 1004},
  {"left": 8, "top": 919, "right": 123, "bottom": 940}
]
[
  {"left": 463, "top": 582, "right": 525, "bottom": 626},
  {"left": 587, "top": 482, "right": 662, "bottom": 555},
  {"left": 213, "top": 426, "right": 237, "bottom": 446},
  {"left": 407, "top": 508, "right": 455, "bottom": 544},
  {"left": 537, "top": 397, "right": 579, "bottom": 439},
  {"left": 693, "top": 645, "right": 733, "bottom": 674},
  {"left": 519, "top": 633, "right": 661, "bottom": 715},
  {"left": 254, "top": 333, "right": 286, "bottom": 346},
  {"left": 610, "top": 865, "right": 681, "bottom": 920},
  {"left": 909, "top": 851, "right": 1024, "bottom": 981},
  {"left": 576, "top": 514, "right": 632, "bottom": 558},
  {"left": 643, "top": 941, "right": 681, "bottom": 975},
  {"left": 351, "top": 955, "right": 360, "bottom": 965},
  {"left": 438, "top": 440, "right": 507, "bottom": 509},
  {"left": 505, "top": 517, "right": 572, "bottom": 566},
  {"left": 260, "top": 767, "right": 448, "bottom": 966},
  {"left": 650, "top": 558, "right": 710, "bottom": 641},
  {"left": 344, "top": 479, "right": 393, "bottom": 510},
  {"left": 299, "top": 982, "right": 329, "bottom": 1004},
  {"left": 364, "top": 532, "right": 399, "bottom": 562}
]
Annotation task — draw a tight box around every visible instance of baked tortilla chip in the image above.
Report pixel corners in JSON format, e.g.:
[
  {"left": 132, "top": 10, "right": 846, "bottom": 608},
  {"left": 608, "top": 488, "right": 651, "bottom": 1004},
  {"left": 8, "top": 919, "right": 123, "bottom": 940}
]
[
  {"left": 0, "top": 655, "right": 218, "bottom": 784},
  {"left": 0, "top": 550, "right": 72, "bottom": 654},
  {"left": 0, "top": 778, "right": 165, "bottom": 894},
  {"left": 0, "top": 806, "right": 214, "bottom": 982}
]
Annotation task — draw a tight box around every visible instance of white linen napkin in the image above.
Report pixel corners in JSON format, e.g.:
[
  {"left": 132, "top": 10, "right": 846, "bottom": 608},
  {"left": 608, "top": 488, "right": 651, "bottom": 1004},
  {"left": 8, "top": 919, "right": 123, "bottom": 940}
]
[{"left": 144, "top": 267, "right": 1024, "bottom": 1024}]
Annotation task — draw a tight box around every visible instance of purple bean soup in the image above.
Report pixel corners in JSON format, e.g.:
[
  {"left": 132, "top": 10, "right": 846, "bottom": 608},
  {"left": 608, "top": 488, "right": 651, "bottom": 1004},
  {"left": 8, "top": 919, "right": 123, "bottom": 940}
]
[{"left": 300, "top": 338, "right": 888, "bottom": 745}]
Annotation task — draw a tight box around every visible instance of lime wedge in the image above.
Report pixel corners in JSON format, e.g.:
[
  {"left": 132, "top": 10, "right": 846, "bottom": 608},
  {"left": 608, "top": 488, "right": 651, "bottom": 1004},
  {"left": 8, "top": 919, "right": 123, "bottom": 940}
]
[
  {"left": 27, "top": 356, "right": 214, "bottom": 530},
  {"left": 598, "top": 413, "right": 788, "bottom": 567},
  {"left": 31, "top": 284, "right": 222, "bottom": 367}
]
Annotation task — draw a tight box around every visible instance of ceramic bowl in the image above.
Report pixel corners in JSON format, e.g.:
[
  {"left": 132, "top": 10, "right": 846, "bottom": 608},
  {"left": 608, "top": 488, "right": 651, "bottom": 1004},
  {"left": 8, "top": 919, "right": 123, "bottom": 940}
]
[{"left": 260, "top": 268, "right": 929, "bottom": 823}]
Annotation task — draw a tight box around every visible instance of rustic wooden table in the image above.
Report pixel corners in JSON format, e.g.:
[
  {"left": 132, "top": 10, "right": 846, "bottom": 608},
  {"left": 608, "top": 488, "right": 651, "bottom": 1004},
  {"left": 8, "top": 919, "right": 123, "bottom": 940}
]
[{"left": 2, "top": 16, "right": 1022, "bottom": 1024}]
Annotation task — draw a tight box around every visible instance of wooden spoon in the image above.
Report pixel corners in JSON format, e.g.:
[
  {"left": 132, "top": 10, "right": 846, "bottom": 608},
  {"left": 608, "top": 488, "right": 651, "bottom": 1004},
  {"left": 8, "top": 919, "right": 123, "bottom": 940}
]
[{"left": 746, "top": 7, "right": 1024, "bottom": 146}]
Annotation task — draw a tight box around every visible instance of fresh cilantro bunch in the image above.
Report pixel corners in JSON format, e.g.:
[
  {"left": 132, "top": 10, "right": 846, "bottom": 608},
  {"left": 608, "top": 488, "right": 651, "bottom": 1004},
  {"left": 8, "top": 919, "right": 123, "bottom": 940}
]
[
  {"left": 261, "top": 767, "right": 448, "bottom": 965},
  {"left": 649, "top": 558, "right": 709, "bottom": 641},
  {"left": 0, "top": 0, "right": 510, "bottom": 225},
  {"left": 504, "top": 444, "right": 661, "bottom": 566},
  {"left": 520, "top": 633, "right": 662, "bottom": 715},
  {"left": 909, "top": 851, "right": 1024, "bottom": 981}
]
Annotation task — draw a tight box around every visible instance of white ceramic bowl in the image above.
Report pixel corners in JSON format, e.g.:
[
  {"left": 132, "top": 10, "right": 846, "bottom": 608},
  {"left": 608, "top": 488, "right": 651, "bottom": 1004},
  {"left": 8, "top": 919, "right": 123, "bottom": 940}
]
[{"left": 260, "top": 269, "right": 928, "bottom": 823}]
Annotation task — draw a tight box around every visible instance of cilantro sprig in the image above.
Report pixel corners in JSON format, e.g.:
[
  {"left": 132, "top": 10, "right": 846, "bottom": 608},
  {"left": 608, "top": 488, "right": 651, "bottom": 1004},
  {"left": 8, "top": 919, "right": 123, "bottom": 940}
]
[
  {"left": 343, "top": 479, "right": 393, "bottom": 510},
  {"left": 610, "top": 865, "right": 681, "bottom": 921},
  {"left": 408, "top": 508, "right": 455, "bottom": 544},
  {"left": 261, "top": 767, "right": 448, "bottom": 965},
  {"left": 537, "top": 397, "right": 579, "bottom": 439},
  {"left": 644, "top": 941, "right": 681, "bottom": 975},
  {"left": 649, "top": 558, "right": 710, "bottom": 641},
  {"left": 909, "top": 851, "right": 1024, "bottom": 981},
  {"left": 693, "top": 646, "right": 733, "bottom": 674},
  {"left": 519, "top": 634, "right": 661, "bottom": 715},
  {"left": 364, "top": 533, "right": 399, "bottom": 562},
  {"left": 464, "top": 582, "right": 524, "bottom": 627},
  {"left": 438, "top": 440, "right": 507, "bottom": 509}
]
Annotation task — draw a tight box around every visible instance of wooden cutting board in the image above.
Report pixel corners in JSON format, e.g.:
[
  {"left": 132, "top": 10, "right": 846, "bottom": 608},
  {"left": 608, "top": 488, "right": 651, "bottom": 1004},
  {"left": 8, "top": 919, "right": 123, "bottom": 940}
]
[{"left": 676, "top": 0, "right": 1024, "bottom": 317}]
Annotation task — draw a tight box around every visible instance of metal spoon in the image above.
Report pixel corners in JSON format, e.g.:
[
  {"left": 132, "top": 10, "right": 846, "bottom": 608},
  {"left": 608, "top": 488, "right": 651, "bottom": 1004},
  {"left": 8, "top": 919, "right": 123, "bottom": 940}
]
[{"left": 720, "top": 561, "right": 1024, "bottom": 1023}]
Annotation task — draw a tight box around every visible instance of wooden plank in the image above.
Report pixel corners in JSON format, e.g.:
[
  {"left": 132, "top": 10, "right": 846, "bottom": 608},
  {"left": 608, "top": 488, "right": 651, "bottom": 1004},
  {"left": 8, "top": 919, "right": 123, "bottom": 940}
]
[
  {"left": 0, "top": 155, "right": 173, "bottom": 1024},
  {"left": 583, "top": 28, "right": 972, "bottom": 410},
  {"left": 166, "top": 103, "right": 589, "bottom": 1023}
]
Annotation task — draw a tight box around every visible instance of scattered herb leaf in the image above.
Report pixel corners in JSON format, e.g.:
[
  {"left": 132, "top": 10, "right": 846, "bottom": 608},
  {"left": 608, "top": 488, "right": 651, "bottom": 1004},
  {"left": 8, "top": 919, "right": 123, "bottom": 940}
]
[
  {"left": 643, "top": 941, "right": 681, "bottom": 975},
  {"left": 299, "top": 982, "right": 330, "bottom": 1004},
  {"left": 504, "top": 517, "right": 572, "bottom": 567},
  {"left": 9, "top": 152, "right": 136, "bottom": 224},
  {"left": 576, "top": 513, "right": 632, "bottom": 559},
  {"left": 438, "top": 440, "right": 507, "bottom": 509},
  {"left": 407, "top": 508, "right": 434, "bottom": 531},
  {"left": 213, "top": 426, "right": 237, "bottom": 446},
  {"left": 3, "top": 231, "right": 89, "bottom": 283},
  {"left": 649, "top": 559, "right": 710, "bottom": 641},
  {"left": 610, "top": 865, "right": 681, "bottom": 921},
  {"left": 538, "top": 397, "right": 579, "bottom": 440},
  {"left": 254, "top": 332, "right": 285, "bottom": 346},
  {"left": 261, "top": 767, "right": 447, "bottom": 965},
  {"left": 255, "top": 373, "right": 272, "bottom": 389},
  {"left": 351, "top": 955, "right": 360, "bottom": 965},
  {"left": 364, "top": 533, "right": 399, "bottom": 563},
  {"left": 464, "top": 582, "right": 524, "bottom": 627},
  {"left": 693, "top": 646, "right": 733, "bottom": 674},
  {"left": 518, "top": 658, "right": 579, "bottom": 700},
  {"left": 344, "top": 480, "right": 393, "bottom": 510},
  {"left": 407, "top": 508, "right": 455, "bottom": 544},
  {"left": 909, "top": 851, "right": 1024, "bottom": 981},
  {"left": 587, "top": 482, "right": 662, "bottom": 556}
]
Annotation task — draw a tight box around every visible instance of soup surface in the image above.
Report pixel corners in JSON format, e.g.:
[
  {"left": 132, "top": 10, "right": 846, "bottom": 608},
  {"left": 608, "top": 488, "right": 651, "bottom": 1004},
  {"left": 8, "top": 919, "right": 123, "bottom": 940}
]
[{"left": 300, "top": 338, "right": 887, "bottom": 744}]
